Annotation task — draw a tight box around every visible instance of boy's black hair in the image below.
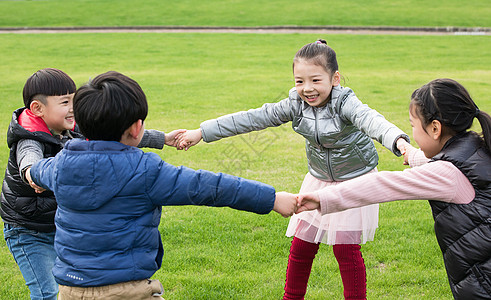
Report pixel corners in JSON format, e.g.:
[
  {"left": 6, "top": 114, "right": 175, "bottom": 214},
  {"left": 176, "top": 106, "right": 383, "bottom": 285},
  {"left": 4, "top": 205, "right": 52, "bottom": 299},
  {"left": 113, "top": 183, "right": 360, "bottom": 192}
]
[
  {"left": 73, "top": 71, "right": 148, "bottom": 141},
  {"left": 22, "top": 68, "right": 76, "bottom": 108}
]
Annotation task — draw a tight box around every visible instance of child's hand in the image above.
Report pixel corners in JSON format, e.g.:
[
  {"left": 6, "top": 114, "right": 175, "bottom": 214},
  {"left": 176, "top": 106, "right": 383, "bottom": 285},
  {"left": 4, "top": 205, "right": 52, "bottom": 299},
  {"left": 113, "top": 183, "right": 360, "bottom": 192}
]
[
  {"left": 396, "top": 138, "right": 411, "bottom": 165},
  {"left": 176, "top": 129, "right": 202, "bottom": 150},
  {"left": 296, "top": 192, "right": 321, "bottom": 214},
  {"left": 273, "top": 192, "right": 298, "bottom": 218},
  {"left": 401, "top": 143, "right": 417, "bottom": 166},
  {"left": 24, "top": 167, "right": 46, "bottom": 194},
  {"left": 164, "top": 129, "right": 187, "bottom": 148},
  {"left": 396, "top": 138, "right": 410, "bottom": 154}
]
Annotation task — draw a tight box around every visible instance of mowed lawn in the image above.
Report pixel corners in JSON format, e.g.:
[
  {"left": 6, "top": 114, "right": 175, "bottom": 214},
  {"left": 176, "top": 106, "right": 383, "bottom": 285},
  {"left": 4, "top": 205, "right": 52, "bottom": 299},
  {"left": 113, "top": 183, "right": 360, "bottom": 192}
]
[
  {"left": 0, "top": 0, "right": 490, "bottom": 28},
  {"left": 0, "top": 33, "right": 490, "bottom": 299}
]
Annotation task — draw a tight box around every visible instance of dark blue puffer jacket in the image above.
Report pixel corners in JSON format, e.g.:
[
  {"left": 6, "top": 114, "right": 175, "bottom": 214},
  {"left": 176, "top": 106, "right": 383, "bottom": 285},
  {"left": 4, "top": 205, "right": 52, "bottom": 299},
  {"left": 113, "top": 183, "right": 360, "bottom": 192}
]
[{"left": 30, "top": 139, "right": 275, "bottom": 287}]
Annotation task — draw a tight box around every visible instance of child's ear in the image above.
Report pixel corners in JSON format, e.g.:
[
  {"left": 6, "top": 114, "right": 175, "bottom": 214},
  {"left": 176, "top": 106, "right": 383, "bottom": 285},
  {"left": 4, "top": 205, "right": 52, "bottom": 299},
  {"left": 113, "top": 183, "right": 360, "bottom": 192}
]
[
  {"left": 128, "top": 120, "right": 143, "bottom": 139},
  {"left": 430, "top": 120, "right": 443, "bottom": 140},
  {"left": 120, "top": 120, "right": 144, "bottom": 146},
  {"left": 30, "top": 100, "right": 45, "bottom": 117},
  {"left": 332, "top": 71, "right": 341, "bottom": 86}
]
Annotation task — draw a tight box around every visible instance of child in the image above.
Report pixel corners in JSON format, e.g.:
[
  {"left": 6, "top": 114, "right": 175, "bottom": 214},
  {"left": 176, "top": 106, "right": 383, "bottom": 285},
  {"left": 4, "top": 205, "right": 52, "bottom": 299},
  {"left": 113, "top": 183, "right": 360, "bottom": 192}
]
[
  {"left": 1, "top": 68, "right": 183, "bottom": 300},
  {"left": 26, "top": 71, "right": 297, "bottom": 299},
  {"left": 296, "top": 78, "right": 491, "bottom": 300},
  {"left": 177, "top": 39, "right": 410, "bottom": 299}
]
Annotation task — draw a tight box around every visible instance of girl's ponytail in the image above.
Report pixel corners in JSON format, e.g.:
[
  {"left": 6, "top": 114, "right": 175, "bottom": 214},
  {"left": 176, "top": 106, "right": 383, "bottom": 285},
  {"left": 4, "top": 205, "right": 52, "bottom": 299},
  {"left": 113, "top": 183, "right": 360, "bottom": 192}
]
[{"left": 475, "top": 109, "right": 491, "bottom": 151}]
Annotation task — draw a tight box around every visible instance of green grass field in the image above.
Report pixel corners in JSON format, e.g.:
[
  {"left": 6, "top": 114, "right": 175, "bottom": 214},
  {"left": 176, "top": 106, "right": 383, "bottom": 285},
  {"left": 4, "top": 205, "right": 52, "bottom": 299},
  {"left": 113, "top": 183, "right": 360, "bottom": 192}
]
[
  {"left": 0, "top": 0, "right": 490, "bottom": 28},
  {"left": 0, "top": 32, "right": 489, "bottom": 299}
]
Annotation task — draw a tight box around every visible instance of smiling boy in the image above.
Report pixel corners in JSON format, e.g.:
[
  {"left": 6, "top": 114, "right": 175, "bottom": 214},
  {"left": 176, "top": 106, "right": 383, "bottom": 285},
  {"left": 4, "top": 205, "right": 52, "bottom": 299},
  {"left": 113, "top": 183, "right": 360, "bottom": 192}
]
[{"left": 1, "top": 68, "right": 81, "bottom": 300}]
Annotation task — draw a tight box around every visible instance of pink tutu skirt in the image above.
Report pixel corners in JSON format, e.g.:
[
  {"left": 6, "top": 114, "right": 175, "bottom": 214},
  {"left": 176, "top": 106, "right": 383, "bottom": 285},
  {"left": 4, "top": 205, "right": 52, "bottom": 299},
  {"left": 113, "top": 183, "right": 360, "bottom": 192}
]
[{"left": 286, "top": 171, "right": 379, "bottom": 245}]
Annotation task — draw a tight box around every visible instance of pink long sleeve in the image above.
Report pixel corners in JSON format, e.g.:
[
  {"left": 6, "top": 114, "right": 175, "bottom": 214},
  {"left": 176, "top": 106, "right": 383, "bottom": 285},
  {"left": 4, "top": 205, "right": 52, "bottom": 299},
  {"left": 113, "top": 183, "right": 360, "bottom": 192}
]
[
  {"left": 317, "top": 161, "right": 475, "bottom": 215},
  {"left": 406, "top": 147, "right": 430, "bottom": 167}
]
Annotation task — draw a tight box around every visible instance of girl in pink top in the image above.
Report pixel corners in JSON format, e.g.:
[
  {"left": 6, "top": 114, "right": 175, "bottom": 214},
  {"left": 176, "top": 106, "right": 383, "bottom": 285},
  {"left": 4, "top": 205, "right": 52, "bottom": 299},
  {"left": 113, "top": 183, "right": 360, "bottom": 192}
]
[{"left": 296, "top": 79, "right": 491, "bottom": 300}]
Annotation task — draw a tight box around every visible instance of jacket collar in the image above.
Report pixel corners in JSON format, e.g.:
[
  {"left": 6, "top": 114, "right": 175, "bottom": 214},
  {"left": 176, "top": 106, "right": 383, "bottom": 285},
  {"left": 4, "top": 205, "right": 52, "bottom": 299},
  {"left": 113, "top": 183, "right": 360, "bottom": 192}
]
[
  {"left": 64, "top": 139, "right": 136, "bottom": 152},
  {"left": 17, "top": 108, "right": 51, "bottom": 135}
]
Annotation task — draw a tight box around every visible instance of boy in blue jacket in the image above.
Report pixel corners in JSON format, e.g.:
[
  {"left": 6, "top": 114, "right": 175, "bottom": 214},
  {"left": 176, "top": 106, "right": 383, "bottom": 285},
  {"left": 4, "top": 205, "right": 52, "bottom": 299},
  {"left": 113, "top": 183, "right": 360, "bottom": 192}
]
[
  {"left": 27, "top": 71, "right": 297, "bottom": 299},
  {"left": 2, "top": 68, "right": 177, "bottom": 300}
]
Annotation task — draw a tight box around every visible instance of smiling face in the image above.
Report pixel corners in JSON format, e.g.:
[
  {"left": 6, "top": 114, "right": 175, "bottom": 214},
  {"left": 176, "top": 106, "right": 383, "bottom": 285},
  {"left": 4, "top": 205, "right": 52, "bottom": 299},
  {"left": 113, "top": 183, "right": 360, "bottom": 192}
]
[
  {"left": 37, "top": 93, "right": 75, "bottom": 134},
  {"left": 293, "top": 59, "right": 340, "bottom": 107}
]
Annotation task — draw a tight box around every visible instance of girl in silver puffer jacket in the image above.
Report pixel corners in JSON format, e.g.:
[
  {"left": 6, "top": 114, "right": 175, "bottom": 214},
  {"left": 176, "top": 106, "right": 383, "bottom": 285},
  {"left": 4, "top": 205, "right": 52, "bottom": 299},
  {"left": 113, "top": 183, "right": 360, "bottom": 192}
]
[{"left": 177, "top": 39, "right": 410, "bottom": 300}]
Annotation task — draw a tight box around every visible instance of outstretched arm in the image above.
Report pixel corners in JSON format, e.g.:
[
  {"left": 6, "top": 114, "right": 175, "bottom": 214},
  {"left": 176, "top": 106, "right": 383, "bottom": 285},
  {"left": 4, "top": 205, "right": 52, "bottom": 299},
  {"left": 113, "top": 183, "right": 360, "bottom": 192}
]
[
  {"left": 340, "top": 90, "right": 410, "bottom": 156},
  {"left": 296, "top": 161, "right": 474, "bottom": 215},
  {"left": 176, "top": 92, "right": 300, "bottom": 150},
  {"left": 148, "top": 158, "right": 276, "bottom": 214},
  {"left": 199, "top": 97, "right": 298, "bottom": 143}
]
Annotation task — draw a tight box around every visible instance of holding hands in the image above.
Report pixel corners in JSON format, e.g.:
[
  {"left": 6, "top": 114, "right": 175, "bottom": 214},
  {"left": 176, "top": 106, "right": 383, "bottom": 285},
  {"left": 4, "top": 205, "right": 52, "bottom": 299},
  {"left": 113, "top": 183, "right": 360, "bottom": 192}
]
[
  {"left": 396, "top": 138, "right": 419, "bottom": 166},
  {"left": 24, "top": 167, "right": 46, "bottom": 194},
  {"left": 163, "top": 128, "right": 202, "bottom": 150},
  {"left": 164, "top": 129, "right": 187, "bottom": 148},
  {"left": 162, "top": 128, "right": 201, "bottom": 150},
  {"left": 274, "top": 192, "right": 298, "bottom": 217},
  {"left": 396, "top": 137, "right": 413, "bottom": 165},
  {"left": 295, "top": 192, "right": 321, "bottom": 213},
  {"left": 273, "top": 191, "right": 323, "bottom": 217},
  {"left": 176, "top": 129, "right": 203, "bottom": 150}
]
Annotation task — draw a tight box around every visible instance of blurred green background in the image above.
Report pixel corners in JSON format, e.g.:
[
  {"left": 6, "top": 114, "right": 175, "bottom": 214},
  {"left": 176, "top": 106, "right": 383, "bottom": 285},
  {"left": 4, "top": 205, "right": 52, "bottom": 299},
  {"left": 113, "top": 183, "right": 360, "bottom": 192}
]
[{"left": 0, "top": 1, "right": 489, "bottom": 299}]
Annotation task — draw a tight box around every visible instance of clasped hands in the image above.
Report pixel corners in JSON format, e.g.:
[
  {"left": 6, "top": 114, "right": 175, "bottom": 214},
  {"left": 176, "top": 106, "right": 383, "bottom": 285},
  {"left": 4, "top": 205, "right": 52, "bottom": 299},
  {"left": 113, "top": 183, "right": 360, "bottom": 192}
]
[{"left": 273, "top": 191, "right": 320, "bottom": 218}]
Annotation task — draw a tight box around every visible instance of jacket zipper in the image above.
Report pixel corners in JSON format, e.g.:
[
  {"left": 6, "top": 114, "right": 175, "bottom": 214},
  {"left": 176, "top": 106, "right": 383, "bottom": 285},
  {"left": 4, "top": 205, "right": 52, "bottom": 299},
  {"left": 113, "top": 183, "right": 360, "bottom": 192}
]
[{"left": 314, "top": 107, "right": 335, "bottom": 181}]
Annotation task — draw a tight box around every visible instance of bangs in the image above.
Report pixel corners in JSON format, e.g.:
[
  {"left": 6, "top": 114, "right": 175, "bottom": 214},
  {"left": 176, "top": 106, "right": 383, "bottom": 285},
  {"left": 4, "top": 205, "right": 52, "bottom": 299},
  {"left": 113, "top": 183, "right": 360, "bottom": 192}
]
[{"left": 23, "top": 68, "right": 76, "bottom": 107}]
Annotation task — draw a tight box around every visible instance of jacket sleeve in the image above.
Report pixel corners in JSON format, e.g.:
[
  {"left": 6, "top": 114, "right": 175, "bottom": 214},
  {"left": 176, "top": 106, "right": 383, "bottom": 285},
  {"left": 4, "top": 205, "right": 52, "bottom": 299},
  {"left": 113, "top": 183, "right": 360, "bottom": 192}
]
[
  {"left": 146, "top": 155, "right": 275, "bottom": 214},
  {"left": 29, "top": 156, "right": 57, "bottom": 191},
  {"left": 200, "top": 92, "right": 300, "bottom": 142},
  {"left": 16, "top": 139, "right": 44, "bottom": 183},
  {"left": 137, "top": 129, "right": 165, "bottom": 149},
  {"left": 338, "top": 89, "right": 410, "bottom": 156},
  {"left": 317, "top": 160, "right": 475, "bottom": 215}
]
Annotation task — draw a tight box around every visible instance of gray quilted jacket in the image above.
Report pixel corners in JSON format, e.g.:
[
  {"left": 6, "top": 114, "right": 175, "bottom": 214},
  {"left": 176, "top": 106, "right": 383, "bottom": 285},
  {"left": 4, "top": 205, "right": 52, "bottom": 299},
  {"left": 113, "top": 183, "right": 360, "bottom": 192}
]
[{"left": 201, "top": 85, "right": 410, "bottom": 181}]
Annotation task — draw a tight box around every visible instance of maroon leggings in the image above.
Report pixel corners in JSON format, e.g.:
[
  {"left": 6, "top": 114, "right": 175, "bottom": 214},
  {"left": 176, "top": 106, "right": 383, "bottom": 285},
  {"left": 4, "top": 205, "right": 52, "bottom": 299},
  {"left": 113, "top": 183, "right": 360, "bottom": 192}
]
[{"left": 283, "top": 237, "right": 367, "bottom": 300}]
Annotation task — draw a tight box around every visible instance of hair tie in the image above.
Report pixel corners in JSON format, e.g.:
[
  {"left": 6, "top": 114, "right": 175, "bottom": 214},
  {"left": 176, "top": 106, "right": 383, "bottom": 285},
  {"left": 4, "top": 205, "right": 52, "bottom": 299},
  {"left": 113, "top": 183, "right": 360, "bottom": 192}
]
[
  {"left": 474, "top": 108, "right": 480, "bottom": 118},
  {"left": 315, "top": 41, "right": 322, "bottom": 44}
]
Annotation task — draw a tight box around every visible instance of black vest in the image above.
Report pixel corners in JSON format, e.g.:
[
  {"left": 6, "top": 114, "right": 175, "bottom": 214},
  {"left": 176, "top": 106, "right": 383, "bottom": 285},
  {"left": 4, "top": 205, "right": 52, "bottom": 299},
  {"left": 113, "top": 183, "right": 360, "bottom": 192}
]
[
  {"left": 1, "top": 108, "right": 83, "bottom": 232},
  {"left": 430, "top": 131, "right": 491, "bottom": 299}
]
